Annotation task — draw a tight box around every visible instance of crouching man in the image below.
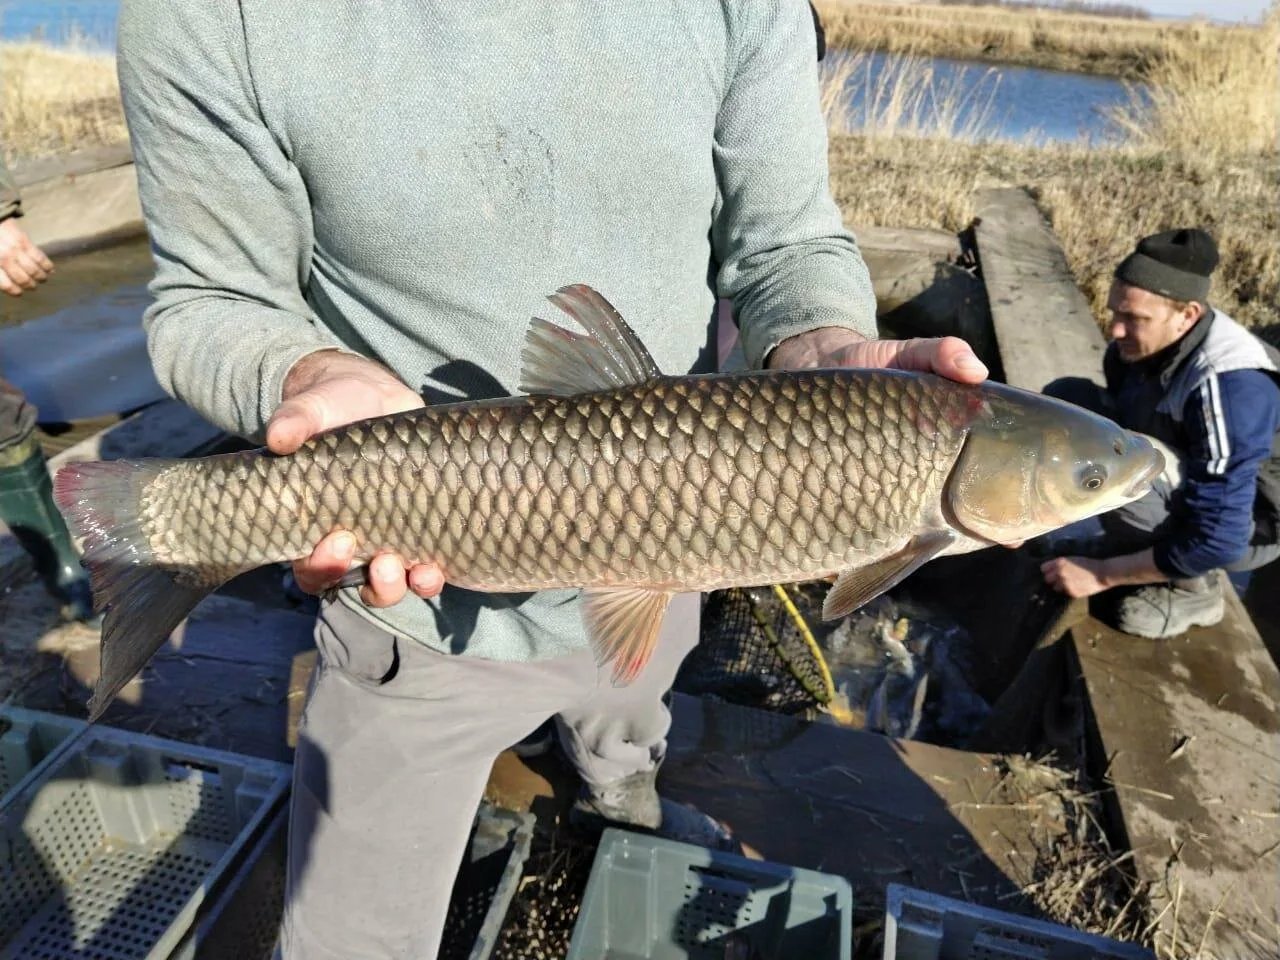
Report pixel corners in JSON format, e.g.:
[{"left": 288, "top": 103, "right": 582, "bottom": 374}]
[{"left": 1041, "top": 228, "right": 1280, "bottom": 638}]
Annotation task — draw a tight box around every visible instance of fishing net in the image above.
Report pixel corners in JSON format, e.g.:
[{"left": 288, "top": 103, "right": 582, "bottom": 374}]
[
  {"left": 680, "top": 581, "right": 992, "bottom": 743},
  {"left": 677, "top": 582, "right": 842, "bottom": 719}
]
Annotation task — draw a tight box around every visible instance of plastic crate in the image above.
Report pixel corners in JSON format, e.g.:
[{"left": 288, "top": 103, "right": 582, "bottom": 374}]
[
  {"left": 567, "top": 828, "right": 853, "bottom": 960},
  {"left": 0, "top": 705, "right": 87, "bottom": 805},
  {"left": 0, "top": 722, "right": 290, "bottom": 960},
  {"left": 170, "top": 800, "right": 535, "bottom": 960},
  {"left": 884, "top": 884, "right": 1156, "bottom": 960}
]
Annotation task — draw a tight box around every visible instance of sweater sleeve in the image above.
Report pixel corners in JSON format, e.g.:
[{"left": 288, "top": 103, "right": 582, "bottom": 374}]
[
  {"left": 1154, "top": 368, "right": 1280, "bottom": 577},
  {"left": 713, "top": 0, "right": 877, "bottom": 369},
  {"left": 117, "top": 0, "right": 356, "bottom": 441},
  {"left": 0, "top": 154, "right": 20, "bottom": 221}
]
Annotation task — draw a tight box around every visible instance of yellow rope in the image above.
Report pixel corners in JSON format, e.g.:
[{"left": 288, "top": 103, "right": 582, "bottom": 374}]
[{"left": 771, "top": 584, "right": 856, "bottom": 726}]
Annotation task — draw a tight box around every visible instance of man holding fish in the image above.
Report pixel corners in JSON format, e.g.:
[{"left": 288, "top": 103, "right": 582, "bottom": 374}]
[{"left": 88, "top": 2, "right": 1159, "bottom": 957}]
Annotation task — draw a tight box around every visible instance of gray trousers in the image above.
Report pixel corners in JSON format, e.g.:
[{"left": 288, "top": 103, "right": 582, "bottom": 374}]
[{"left": 277, "top": 593, "right": 700, "bottom": 960}]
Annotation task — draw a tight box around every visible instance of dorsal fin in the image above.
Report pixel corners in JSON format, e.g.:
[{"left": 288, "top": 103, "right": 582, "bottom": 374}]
[{"left": 519, "top": 284, "right": 662, "bottom": 396}]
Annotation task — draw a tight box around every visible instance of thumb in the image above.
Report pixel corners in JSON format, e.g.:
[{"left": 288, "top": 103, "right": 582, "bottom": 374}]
[
  {"left": 266, "top": 395, "right": 325, "bottom": 454},
  {"left": 928, "top": 337, "right": 989, "bottom": 384}
]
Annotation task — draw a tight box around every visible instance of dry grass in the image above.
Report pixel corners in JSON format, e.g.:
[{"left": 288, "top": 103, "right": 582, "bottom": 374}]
[
  {"left": 829, "top": 133, "right": 1280, "bottom": 339},
  {"left": 0, "top": 41, "right": 126, "bottom": 161},
  {"left": 814, "top": 0, "right": 1262, "bottom": 78}
]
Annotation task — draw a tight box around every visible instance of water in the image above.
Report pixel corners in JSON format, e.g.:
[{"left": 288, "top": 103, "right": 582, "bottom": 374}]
[
  {"left": 831, "top": 49, "right": 1143, "bottom": 146},
  {"left": 0, "top": 239, "right": 163, "bottom": 421},
  {"left": 0, "top": 0, "right": 117, "bottom": 48}
]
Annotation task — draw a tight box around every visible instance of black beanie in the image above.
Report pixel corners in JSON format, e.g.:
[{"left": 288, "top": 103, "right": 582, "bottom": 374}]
[{"left": 1114, "top": 228, "right": 1218, "bottom": 304}]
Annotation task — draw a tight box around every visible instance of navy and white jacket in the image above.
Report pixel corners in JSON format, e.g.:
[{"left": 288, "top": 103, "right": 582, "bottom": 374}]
[{"left": 1103, "top": 309, "right": 1280, "bottom": 578}]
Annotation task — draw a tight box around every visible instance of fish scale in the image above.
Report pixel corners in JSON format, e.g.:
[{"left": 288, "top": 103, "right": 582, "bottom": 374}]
[{"left": 137, "top": 371, "right": 970, "bottom": 594}]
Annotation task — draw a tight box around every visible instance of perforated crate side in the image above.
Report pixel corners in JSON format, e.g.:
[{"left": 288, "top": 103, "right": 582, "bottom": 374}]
[
  {"left": 171, "top": 800, "right": 534, "bottom": 960},
  {"left": 883, "top": 884, "right": 1156, "bottom": 960},
  {"left": 0, "top": 722, "right": 291, "bottom": 960},
  {"left": 567, "top": 828, "right": 852, "bottom": 960},
  {"left": 440, "top": 804, "right": 535, "bottom": 960},
  {"left": 0, "top": 705, "right": 87, "bottom": 807}
]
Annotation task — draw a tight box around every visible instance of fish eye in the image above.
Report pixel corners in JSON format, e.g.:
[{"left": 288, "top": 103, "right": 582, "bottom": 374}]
[{"left": 1080, "top": 465, "right": 1107, "bottom": 491}]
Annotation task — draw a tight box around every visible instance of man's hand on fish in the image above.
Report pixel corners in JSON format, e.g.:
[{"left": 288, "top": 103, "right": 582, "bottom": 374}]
[
  {"left": 766, "top": 327, "right": 989, "bottom": 384},
  {"left": 266, "top": 349, "right": 444, "bottom": 607},
  {"left": 275, "top": 329, "right": 991, "bottom": 607}
]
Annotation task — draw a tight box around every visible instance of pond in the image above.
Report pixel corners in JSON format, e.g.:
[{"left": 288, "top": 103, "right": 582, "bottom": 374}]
[{"left": 828, "top": 49, "right": 1144, "bottom": 146}]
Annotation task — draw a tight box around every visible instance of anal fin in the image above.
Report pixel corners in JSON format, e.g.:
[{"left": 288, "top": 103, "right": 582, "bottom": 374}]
[
  {"left": 822, "top": 531, "right": 955, "bottom": 621},
  {"left": 582, "top": 586, "right": 674, "bottom": 684}
]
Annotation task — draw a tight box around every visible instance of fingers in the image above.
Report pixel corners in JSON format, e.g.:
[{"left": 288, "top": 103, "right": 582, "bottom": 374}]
[
  {"left": 1, "top": 257, "right": 34, "bottom": 291},
  {"left": 0, "top": 268, "right": 19, "bottom": 297},
  {"left": 359, "top": 552, "right": 409, "bottom": 607},
  {"left": 291, "top": 531, "right": 445, "bottom": 607},
  {"left": 293, "top": 530, "right": 358, "bottom": 594},
  {"left": 891, "top": 336, "right": 988, "bottom": 383},
  {"left": 14, "top": 247, "right": 51, "bottom": 285},
  {"left": 266, "top": 393, "right": 326, "bottom": 455}
]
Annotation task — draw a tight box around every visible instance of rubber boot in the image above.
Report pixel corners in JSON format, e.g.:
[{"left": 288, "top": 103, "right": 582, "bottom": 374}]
[{"left": 0, "top": 435, "right": 96, "bottom": 622}]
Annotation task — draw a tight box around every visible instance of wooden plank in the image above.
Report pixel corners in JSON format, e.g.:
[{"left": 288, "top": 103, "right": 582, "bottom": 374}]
[
  {"left": 10, "top": 142, "right": 134, "bottom": 188},
  {"left": 1072, "top": 578, "right": 1280, "bottom": 959},
  {"left": 974, "top": 186, "right": 1106, "bottom": 392},
  {"left": 852, "top": 223, "right": 960, "bottom": 261},
  {"left": 18, "top": 163, "right": 145, "bottom": 253}
]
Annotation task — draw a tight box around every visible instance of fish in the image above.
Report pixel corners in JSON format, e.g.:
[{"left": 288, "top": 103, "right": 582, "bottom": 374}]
[{"left": 53, "top": 283, "right": 1164, "bottom": 721}]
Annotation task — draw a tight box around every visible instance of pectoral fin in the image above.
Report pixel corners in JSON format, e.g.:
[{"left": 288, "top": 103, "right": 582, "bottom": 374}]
[
  {"left": 822, "top": 531, "right": 956, "bottom": 621},
  {"left": 582, "top": 586, "right": 674, "bottom": 684}
]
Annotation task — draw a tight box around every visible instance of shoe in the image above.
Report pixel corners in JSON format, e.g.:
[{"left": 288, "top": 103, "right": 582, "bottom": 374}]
[
  {"left": 569, "top": 769, "right": 740, "bottom": 853},
  {"left": 1108, "top": 576, "right": 1225, "bottom": 639}
]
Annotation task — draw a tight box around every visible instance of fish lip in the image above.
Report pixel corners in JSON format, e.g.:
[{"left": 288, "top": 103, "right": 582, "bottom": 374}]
[{"left": 1124, "top": 448, "right": 1165, "bottom": 498}]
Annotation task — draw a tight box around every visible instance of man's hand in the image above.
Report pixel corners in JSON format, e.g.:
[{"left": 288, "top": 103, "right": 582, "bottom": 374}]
[
  {"left": 0, "top": 219, "right": 54, "bottom": 296},
  {"left": 1041, "top": 556, "right": 1109, "bottom": 598},
  {"left": 267, "top": 350, "right": 444, "bottom": 608},
  {"left": 767, "top": 327, "right": 989, "bottom": 384}
]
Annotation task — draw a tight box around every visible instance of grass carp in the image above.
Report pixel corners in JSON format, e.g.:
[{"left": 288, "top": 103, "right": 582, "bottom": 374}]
[{"left": 55, "top": 284, "right": 1163, "bottom": 720}]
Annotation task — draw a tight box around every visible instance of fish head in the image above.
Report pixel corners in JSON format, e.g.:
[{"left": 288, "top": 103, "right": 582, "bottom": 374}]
[{"left": 944, "top": 384, "right": 1165, "bottom": 545}]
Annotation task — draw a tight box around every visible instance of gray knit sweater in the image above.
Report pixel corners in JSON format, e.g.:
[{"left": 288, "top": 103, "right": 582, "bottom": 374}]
[{"left": 117, "top": 0, "right": 878, "bottom": 661}]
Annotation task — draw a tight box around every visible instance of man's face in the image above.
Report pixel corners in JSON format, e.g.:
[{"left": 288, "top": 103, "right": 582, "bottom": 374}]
[{"left": 1106, "top": 281, "right": 1202, "bottom": 363}]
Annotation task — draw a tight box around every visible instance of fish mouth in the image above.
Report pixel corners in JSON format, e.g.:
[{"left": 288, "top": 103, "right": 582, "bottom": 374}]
[{"left": 1125, "top": 446, "right": 1166, "bottom": 499}]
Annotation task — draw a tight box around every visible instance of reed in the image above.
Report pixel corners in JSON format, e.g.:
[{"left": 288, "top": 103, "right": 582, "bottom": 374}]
[
  {"left": 1, "top": 41, "right": 126, "bottom": 161},
  {"left": 814, "top": 0, "right": 1260, "bottom": 78}
]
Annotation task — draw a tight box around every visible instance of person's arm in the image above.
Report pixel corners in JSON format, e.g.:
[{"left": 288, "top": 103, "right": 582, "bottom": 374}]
[
  {"left": 0, "top": 155, "right": 20, "bottom": 223},
  {"left": 0, "top": 154, "right": 54, "bottom": 297},
  {"left": 1154, "top": 369, "right": 1279, "bottom": 577},
  {"left": 712, "top": 0, "right": 876, "bottom": 370},
  {"left": 117, "top": 0, "right": 363, "bottom": 440}
]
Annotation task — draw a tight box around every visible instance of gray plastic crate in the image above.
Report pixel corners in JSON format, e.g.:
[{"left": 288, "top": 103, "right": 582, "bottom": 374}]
[
  {"left": 567, "top": 828, "right": 853, "bottom": 960},
  {"left": 884, "top": 884, "right": 1156, "bottom": 960},
  {"left": 170, "top": 800, "right": 535, "bottom": 960},
  {"left": 0, "top": 705, "right": 87, "bottom": 805},
  {"left": 0, "top": 722, "right": 290, "bottom": 960}
]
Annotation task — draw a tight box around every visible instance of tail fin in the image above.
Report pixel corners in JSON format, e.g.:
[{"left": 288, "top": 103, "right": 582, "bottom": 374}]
[{"left": 54, "top": 460, "right": 235, "bottom": 722}]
